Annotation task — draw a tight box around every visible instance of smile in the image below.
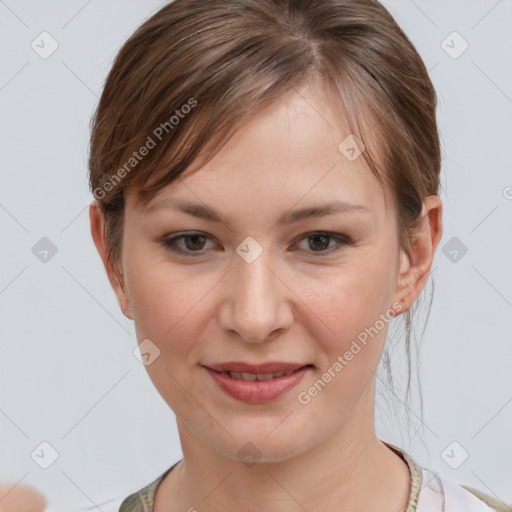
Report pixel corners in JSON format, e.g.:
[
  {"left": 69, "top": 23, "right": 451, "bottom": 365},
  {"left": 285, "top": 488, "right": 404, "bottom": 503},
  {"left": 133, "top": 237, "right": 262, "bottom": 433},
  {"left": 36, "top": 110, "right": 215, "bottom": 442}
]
[
  {"left": 203, "top": 365, "right": 313, "bottom": 403},
  {"left": 217, "top": 369, "right": 298, "bottom": 381}
]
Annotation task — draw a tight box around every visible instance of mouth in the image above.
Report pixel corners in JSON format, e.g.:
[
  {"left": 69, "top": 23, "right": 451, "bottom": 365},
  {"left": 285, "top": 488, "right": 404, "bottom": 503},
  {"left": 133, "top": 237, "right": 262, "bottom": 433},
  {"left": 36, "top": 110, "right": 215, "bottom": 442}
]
[
  {"left": 201, "top": 363, "right": 314, "bottom": 403},
  {"left": 207, "top": 365, "right": 314, "bottom": 382},
  {"left": 203, "top": 361, "right": 314, "bottom": 378}
]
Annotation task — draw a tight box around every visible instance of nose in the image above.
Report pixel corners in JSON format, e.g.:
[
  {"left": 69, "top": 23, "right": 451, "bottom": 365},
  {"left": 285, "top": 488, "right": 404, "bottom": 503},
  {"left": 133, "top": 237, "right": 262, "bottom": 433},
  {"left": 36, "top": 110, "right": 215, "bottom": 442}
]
[{"left": 217, "top": 246, "right": 294, "bottom": 343}]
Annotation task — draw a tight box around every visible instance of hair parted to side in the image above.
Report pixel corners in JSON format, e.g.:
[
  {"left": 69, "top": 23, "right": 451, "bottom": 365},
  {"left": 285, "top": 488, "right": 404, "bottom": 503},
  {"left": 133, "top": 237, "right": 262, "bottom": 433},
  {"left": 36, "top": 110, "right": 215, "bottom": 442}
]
[{"left": 88, "top": 0, "right": 442, "bottom": 439}]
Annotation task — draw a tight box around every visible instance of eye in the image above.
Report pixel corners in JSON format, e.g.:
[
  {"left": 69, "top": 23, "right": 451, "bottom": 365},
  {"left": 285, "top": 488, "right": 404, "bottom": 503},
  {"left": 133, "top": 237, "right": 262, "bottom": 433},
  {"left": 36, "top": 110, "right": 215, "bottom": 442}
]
[
  {"left": 291, "top": 232, "right": 351, "bottom": 256},
  {"left": 158, "top": 232, "right": 214, "bottom": 257},
  {"left": 156, "top": 231, "right": 351, "bottom": 257}
]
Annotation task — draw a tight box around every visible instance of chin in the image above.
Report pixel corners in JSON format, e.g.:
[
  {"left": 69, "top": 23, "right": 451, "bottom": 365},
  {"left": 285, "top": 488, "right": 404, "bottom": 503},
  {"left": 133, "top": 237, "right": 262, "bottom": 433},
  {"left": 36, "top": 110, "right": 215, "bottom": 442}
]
[{"left": 212, "top": 426, "right": 313, "bottom": 466}]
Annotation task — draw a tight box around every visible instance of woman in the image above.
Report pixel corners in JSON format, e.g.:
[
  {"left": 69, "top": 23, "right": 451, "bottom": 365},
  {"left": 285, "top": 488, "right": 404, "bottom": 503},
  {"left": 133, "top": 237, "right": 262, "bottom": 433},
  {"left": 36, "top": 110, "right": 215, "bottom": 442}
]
[{"left": 87, "top": 0, "right": 511, "bottom": 511}]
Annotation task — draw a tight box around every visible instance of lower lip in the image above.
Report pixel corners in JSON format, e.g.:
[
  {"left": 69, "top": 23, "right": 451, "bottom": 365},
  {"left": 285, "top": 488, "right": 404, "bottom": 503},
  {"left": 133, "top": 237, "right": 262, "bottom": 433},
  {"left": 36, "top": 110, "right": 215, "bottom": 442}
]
[{"left": 203, "top": 366, "right": 312, "bottom": 403}]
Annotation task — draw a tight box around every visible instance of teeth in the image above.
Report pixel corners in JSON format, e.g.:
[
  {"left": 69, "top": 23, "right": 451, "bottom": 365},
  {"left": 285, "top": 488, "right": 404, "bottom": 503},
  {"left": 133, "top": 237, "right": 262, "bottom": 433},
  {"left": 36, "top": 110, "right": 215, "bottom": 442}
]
[
  {"left": 224, "top": 370, "right": 297, "bottom": 381},
  {"left": 256, "top": 372, "right": 277, "bottom": 381}
]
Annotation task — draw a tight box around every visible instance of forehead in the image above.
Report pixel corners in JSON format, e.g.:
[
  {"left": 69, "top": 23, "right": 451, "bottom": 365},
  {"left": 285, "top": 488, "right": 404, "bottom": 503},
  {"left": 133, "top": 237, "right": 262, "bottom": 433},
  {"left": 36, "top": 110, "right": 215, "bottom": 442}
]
[{"left": 130, "top": 80, "right": 392, "bottom": 221}]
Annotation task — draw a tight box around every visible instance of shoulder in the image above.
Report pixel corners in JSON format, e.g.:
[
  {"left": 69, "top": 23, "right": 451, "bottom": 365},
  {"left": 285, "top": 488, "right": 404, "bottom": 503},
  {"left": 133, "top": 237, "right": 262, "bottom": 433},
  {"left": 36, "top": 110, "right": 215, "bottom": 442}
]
[
  {"left": 118, "top": 462, "right": 179, "bottom": 512},
  {"left": 117, "top": 477, "right": 164, "bottom": 512},
  {"left": 460, "top": 485, "right": 512, "bottom": 512},
  {"left": 418, "top": 468, "right": 512, "bottom": 512}
]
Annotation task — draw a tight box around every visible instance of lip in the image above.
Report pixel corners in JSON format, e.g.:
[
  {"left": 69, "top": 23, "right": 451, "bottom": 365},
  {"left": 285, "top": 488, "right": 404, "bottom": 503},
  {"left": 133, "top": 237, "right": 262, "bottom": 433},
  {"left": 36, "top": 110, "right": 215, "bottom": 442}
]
[
  {"left": 202, "top": 363, "right": 313, "bottom": 404},
  {"left": 204, "top": 361, "right": 310, "bottom": 374}
]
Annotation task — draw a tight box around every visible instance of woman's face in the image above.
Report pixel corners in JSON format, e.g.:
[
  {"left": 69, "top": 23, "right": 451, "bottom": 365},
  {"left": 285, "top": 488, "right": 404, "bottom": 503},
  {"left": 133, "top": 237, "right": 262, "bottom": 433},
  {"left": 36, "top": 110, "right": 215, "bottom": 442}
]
[{"left": 108, "top": 81, "right": 415, "bottom": 462}]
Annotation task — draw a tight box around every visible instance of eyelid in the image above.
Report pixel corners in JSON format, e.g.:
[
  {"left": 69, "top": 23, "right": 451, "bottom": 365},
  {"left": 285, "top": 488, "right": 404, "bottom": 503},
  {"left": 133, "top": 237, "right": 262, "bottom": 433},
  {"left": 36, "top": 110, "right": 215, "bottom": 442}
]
[{"left": 157, "top": 231, "right": 216, "bottom": 257}]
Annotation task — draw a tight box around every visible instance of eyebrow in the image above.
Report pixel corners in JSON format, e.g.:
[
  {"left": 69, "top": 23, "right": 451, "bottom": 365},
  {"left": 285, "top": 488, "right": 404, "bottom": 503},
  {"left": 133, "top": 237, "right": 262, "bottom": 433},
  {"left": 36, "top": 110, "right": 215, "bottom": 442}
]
[{"left": 144, "top": 198, "right": 370, "bottom": 228}]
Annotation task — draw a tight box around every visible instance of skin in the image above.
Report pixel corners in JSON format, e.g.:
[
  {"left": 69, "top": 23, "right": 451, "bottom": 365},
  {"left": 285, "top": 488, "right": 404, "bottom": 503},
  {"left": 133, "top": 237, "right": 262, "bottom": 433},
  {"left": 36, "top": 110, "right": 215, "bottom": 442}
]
[
  {"left": 0, "top": 483, "right": 46, "bottom": 512},
  {"left": 90, "top": 79, "right": 442, "bottom": 512}
]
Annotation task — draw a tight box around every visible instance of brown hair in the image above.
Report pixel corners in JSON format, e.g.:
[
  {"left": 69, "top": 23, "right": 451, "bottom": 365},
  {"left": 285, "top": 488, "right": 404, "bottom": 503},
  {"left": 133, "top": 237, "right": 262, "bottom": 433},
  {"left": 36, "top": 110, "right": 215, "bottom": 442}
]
[{"left": 88, "top": 0, "right": 441, "bottom": 436}]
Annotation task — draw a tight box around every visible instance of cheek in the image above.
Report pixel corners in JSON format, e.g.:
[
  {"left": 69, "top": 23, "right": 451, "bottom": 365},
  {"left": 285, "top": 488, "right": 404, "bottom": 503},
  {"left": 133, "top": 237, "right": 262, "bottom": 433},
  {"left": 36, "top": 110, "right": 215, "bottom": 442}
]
[
  {"left": 297, "top": 277, "right": 393, "bottom": 417},
  {"left": 126, "top": 267, "right": 210, "bottom": 409},
  {"left": 125, "top": 252, "right": 222, "bottom": 372},
  {"left": 122, "top": 230, "right": 206, "bottom": 338},
  {"left": 129, "top": 270, "right": 201, "bottom": 343},
  {"left": 306, "top": 249, "right": 397, "bottom": 365}
]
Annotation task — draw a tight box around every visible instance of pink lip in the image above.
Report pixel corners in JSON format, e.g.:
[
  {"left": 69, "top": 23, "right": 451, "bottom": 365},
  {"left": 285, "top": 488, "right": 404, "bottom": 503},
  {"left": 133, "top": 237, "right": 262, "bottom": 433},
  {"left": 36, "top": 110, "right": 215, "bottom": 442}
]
[
  {"left": 203, "top": 365, "right": 312, "bottom": 404},
  {"left": 205, "top": 361, "right": 309, "bottom": 373}
]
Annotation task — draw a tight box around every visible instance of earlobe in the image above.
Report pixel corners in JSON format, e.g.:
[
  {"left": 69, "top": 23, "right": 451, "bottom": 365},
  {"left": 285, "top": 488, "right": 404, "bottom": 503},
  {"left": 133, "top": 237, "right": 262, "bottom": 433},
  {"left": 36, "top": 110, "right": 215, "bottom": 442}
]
[
  {"left": 399, "top": 251, "right": 411, "bottom": 274},
  {"left": 393, "top": 250, "right": 412, "bottom": 313}
]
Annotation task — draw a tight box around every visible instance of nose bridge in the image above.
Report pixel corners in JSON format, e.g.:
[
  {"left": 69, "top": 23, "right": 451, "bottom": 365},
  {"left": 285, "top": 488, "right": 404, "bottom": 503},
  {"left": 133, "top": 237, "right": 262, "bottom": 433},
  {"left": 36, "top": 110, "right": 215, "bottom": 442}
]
[{"left": 220, "top": 240, "right": 290, "bottom": 343}]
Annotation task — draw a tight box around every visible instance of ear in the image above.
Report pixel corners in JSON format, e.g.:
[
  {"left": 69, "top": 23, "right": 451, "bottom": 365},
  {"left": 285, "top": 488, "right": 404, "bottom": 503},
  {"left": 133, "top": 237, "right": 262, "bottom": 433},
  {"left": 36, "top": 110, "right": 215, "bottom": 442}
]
[
  {"left": 89, "top": 199, "right": 133, "bottom": 319},
  {"left": 393, "top": 195, "right": 443, "bottom": 313}
]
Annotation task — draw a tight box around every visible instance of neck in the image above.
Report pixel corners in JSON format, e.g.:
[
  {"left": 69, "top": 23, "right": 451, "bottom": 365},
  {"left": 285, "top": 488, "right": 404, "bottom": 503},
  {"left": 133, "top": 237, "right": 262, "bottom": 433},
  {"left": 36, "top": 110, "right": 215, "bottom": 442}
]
[{"left": 154, "top": 394, "right": 411, "bottom": 512}]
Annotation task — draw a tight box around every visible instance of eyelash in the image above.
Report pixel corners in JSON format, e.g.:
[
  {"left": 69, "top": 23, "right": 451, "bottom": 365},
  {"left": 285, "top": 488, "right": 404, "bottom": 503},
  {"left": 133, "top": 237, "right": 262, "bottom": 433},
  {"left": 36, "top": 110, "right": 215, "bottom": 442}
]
[{"left": 157, "top": 231, "right": 352, "bottom": 258}]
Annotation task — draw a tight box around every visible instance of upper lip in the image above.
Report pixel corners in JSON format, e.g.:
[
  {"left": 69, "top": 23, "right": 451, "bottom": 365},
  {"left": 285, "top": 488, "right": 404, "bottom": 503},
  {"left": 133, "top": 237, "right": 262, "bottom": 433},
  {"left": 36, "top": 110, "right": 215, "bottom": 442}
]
[{"left": 204, "top": 362, "right": 312, "bottom": 374}]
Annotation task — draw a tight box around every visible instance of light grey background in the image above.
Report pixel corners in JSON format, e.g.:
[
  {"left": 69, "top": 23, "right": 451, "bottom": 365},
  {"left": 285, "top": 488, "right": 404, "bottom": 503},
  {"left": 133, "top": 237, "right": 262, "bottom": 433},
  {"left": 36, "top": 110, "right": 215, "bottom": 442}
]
[{"left": 0, "top": 1, "right": 511, "bottom": 510}]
